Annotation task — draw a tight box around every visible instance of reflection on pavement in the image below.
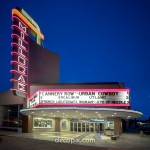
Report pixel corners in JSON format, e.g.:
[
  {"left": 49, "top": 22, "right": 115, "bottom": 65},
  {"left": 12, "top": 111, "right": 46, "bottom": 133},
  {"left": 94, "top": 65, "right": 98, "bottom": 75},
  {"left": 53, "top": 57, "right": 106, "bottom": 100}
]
[{"left": 1, "top": 131, "right": 150, "bottom": 148}]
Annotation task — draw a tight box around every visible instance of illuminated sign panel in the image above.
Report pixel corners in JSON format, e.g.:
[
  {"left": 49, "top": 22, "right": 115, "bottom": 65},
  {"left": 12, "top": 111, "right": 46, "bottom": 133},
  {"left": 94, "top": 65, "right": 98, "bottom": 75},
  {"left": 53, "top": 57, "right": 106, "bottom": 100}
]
[
  {"left": 29, "top": 89, "right": 130, "bottom": 108},
  {"left": 10, "top": 15, "right": 29, "bottom": 98},
  {"left": 10, "top": 8, "right": 45, "bottom": 98},
  {"left": 29, "top": 92, "right": 40, "bottom": 108}
]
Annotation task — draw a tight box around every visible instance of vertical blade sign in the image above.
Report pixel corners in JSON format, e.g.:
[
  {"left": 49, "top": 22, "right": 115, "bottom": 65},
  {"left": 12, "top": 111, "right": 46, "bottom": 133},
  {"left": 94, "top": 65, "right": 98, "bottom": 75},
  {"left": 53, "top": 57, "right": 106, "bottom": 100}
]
[{"left": 10, "top": 15, "right": 29, "bottom": 98}]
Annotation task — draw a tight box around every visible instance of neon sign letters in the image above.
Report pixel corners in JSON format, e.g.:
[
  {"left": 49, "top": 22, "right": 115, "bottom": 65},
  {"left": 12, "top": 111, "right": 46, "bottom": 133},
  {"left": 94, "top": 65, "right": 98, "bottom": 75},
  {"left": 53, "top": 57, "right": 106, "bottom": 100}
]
[
  {"left": 10, "top": 8, "right": 44, "bottom": 98},
  {"left": 10, "top": 15, "right": 29, "bottom": 97}
]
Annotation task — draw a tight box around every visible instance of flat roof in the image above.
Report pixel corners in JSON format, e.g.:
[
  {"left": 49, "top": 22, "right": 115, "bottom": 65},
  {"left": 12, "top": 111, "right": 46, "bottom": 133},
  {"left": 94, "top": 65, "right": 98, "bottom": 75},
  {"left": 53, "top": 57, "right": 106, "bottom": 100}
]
[{"left": 30, "top": 82, "right": 124, "bottom": 86}]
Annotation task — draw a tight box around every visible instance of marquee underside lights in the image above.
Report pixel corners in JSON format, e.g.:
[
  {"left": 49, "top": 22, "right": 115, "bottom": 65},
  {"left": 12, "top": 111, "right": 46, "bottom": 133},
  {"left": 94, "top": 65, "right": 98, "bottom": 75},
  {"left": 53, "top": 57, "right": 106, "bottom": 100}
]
[
  {"left": 10, "top": 15, "right": 29, "bottom": 98},
  {"left": 29, "top": 89, "right": 130, "bottom": 108}
]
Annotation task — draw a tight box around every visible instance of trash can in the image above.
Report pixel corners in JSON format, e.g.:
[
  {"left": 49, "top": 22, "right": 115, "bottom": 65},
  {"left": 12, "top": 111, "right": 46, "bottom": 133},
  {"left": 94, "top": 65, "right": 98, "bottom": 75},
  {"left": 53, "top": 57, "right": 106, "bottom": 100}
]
[{"left": 111, "top": 136, "right": 117, "bottom": 140}]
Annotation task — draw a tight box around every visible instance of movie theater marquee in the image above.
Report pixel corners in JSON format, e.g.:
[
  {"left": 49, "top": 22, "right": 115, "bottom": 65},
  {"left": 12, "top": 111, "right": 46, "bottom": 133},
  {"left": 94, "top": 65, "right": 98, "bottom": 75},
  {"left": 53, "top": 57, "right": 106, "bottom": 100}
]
[{"left": 29, "top": 89, "right": 130, "bottom": 108}]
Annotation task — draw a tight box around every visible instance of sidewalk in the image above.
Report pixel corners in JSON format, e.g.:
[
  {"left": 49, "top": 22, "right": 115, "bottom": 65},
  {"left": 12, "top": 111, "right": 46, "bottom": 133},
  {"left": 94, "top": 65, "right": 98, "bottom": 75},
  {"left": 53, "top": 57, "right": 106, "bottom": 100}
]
[{"left": 0, "top": 131, "right": 150, "bottom": 150}]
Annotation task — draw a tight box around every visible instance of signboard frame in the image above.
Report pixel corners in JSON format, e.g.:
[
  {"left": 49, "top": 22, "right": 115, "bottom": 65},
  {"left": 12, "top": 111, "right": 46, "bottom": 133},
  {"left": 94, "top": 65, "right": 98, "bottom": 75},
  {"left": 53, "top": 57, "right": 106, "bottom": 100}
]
[{"left": 29, "top": 89, "right": 130, "bottom": 108}]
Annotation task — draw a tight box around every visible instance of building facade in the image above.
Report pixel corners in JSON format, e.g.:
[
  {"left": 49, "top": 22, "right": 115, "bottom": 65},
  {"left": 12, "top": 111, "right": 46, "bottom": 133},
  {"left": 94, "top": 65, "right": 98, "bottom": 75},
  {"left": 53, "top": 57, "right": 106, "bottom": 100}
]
[{"left": 0, "top": 8, "right": 142, "bottom": 135}]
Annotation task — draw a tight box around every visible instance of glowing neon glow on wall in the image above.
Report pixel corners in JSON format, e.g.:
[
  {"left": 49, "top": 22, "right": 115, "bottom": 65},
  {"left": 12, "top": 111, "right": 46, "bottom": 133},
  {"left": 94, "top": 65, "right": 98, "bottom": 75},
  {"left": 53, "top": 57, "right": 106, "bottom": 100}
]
[
  {"left": 29, "top": 89, "right": 130, "bottom": 108},
  {"left": 10, "top": 15, "right": 29, "bottom": 98}
]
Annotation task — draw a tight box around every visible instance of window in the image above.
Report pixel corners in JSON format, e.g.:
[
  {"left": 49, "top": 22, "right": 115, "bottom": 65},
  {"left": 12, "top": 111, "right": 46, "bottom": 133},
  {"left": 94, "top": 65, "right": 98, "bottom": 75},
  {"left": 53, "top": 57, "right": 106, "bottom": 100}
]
[
  {"left": 33, "top": 118, "right": 52, "bottom": 128},
  {"left": 62, "top": 121, "right": 67, "bottom": 129},
  {"left": 107, "top": 121, "right": 114, "bottom": 130}
]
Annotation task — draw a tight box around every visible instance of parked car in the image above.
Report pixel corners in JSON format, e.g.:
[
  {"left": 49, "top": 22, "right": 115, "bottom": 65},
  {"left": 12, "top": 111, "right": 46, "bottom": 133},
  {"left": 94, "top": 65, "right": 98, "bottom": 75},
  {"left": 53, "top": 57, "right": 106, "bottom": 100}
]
[{"left": 140, "top": 123, "right": 150, "bottom": 134}]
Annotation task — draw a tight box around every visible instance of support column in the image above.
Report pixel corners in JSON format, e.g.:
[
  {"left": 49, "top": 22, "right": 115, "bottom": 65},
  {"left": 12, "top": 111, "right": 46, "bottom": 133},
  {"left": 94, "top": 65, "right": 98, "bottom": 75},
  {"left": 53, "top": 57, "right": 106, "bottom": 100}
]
[
  {"left": 0, "top": 106, "right": 4, "bottom": 126},
  {"left": 55, "top": 118, "right": 60, "bottom": 132},
  {"left": 22, "top": 115, "right": 33, "bottom": 133},
  {"left": 114, "top": 117, "right": 122, "bottom": 135}
]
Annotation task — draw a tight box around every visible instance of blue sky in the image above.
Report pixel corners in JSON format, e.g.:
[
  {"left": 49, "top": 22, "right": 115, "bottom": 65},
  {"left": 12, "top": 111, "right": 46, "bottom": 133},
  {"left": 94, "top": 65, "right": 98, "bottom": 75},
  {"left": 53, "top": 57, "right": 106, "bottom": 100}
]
[{"left": 0, "top": 0, "right": 150, "bottom": 119}]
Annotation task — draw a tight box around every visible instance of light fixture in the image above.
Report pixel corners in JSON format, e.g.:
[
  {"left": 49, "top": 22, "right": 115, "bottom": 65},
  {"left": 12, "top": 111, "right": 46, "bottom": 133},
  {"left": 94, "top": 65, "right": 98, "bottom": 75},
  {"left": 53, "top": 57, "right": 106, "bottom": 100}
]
[{"left": 98, "top": 114, "right": 102, "bottom": 118}]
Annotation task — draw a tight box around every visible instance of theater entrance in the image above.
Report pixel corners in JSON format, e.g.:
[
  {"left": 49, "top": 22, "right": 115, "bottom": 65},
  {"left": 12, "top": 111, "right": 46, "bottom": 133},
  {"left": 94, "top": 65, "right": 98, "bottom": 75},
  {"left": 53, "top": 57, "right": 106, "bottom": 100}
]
[{"left": 70, "top": 121, "right": 104, "bottom": 132}]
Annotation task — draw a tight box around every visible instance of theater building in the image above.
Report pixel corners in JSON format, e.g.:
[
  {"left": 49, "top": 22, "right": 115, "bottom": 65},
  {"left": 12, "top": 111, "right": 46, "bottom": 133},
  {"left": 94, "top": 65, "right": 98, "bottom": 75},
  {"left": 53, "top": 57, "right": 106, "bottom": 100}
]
[{"left": 0, "top": 7, "right": 142, "bottom": 135}]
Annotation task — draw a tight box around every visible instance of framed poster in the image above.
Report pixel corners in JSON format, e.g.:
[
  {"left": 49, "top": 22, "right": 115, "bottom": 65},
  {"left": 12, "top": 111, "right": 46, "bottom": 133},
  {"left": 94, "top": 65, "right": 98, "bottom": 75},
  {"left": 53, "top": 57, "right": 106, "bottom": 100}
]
[{"left": 62, "top": 121, "right": 67, "bottom": 129}]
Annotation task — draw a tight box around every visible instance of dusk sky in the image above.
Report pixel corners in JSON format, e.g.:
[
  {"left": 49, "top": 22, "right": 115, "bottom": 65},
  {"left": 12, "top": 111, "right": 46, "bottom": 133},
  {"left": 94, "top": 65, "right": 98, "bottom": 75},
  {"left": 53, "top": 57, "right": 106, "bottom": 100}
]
[{"left": 0, "top": 0, "right": 150, "bottom": 119}]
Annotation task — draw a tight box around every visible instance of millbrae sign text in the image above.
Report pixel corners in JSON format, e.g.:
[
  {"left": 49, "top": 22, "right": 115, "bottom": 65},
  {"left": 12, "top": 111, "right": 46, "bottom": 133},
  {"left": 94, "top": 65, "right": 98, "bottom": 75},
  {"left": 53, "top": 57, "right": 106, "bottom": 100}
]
[{"left": 10, "top": 15, "right": 29, "bottom": 97}]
